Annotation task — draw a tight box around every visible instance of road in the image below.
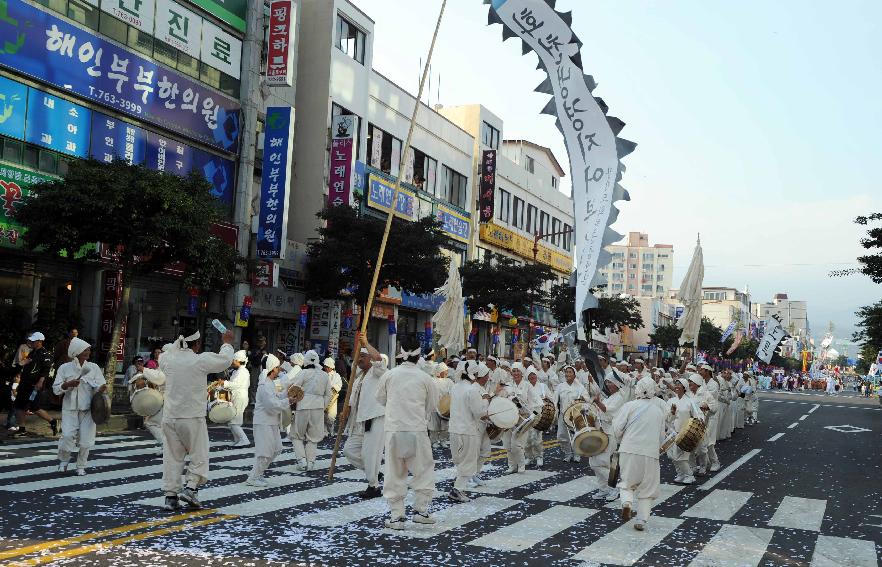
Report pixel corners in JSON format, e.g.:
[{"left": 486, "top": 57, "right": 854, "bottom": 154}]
[{"left": 0, "top": 391, "right": 879, "bottom": 566}]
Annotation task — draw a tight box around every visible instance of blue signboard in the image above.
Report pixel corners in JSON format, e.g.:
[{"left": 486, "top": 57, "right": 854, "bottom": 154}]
[
  {"left": 256, "top": 107, "right": 294, "bottom": 259},
  {"left": 435, "top": 204, "right": 471, "bottom": 243},
  {"left": 401, "top": 292, "right": 444, "bottom": 312},
  {"left": 367, "top": 174, "right": 415, "bottom": 219},
  {"left": 193, "top": 149, "right": 234, "bottom": 204},
  {"left": 89, "top": 111, "right": 147, "bottom": 164},
  {"left": 24, "top": 88, "right": 90, "bottom": 158},
  {"left": 0, "top": 0, "right": 240, "bottom": 152},
  {"left": 0, "top": 74, "right": 27, "bottom": 140},
  {"left": 145, "top": 132, "right": 193, "bottom": 175}
]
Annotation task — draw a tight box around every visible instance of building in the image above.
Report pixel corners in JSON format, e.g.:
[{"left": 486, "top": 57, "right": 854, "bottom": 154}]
[
  {"left": 600, "top": 232, "right": 674, "bottom": 298},
  {"left": 619, "top": 297, "right": 678, "bottom": 363},
  {"left": 0, "top": 0, "right": 248, "bottom": 382},
  {"left": 701, "top": 286, "right": 751, "bottom": 331},
  {"left": 439, "top": 105, "right": 574, "bottom": 357},
  {"left": 753, "top": 293, "right": 809, "bottom": 336}
]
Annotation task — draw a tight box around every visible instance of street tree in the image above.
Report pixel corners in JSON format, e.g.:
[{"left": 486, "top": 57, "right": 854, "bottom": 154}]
[
  {"left": 460, "top": 252, "right": 555, "bottom": 318},
  {"left": 698, "top": 317, "right": 724, "bottom": 352},
  {"left": 14, "top": 159, "right": 243, "bottom": 394},
  {"left": 648, "top": 323, "right": 682, "bottom": 351},
  {"left": 304, "top": 203, "right": 449, "bottom": 310},
  {"left": 830, "top": 213, "right": 882, "bottom": 282},
  {"left": 852, "top": 300, "right": 882, "bottom": 374},
  {"left": 548, "top": 283, "right": 644, "bottom": 333}
]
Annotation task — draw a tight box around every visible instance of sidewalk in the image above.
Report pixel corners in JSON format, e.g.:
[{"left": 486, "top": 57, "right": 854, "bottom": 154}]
[{"left": 0, "top": 410, "right": 134, "bottom": 444}]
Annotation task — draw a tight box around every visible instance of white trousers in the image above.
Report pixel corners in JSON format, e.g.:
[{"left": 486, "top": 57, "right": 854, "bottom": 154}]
[
  {"left": 524, "top": 428, "right": 544, "bottom": 460},
  {"left": 229, "top": 424, "right": 250, "bottom": 445},
  {"left": 589, "top": 434, "right": 617, "bottom": 483},
  {"left": 162, "top": 417, "right": 209, "bottom": 495},
  {"left": 556, "top": 412, "right": 574, "bottom": 458},
  {"left": 383, "top": 431, "right": 434, "bottom": 518},
  {"left": 342, "top": 416, "right": 385, "bottom": 487},
  {"left": 617, "top": 452, "right": 660, "bottom": 522},
  {"left": 58, "top": 409, "right": 96, "bottom": 469},
  {"left": 229, "top": 390, "right": 248, "bottom": 426},
  {"left": 735, "top": 398, "right": 745, "bottom": 428},
  {"left": 503, "top": 429, "right": 525, "bottom": 469},
  {"left": 450, "top": 433, "right": 480, "bottom": 490},
  {"left": 144, "top": 408, "right": 165, "bottom": 447},
  {"left": 250, "top": 423, "right": 282, "bottom": 479},
  {"left": 292, "top": 409, "right": 325, "bottom": 463}
]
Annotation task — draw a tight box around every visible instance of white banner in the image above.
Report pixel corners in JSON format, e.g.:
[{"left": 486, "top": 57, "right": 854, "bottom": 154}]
[
  {"left": 154, "top": 0, "right": 202, "bottom": 58},
  {"left": 756, "top": 316, "right": 788, "bottom": 364},
  {"left": 720, "top": 321, "right": 737, "bottom": 343},
  {"left": 493, "top": 1, "right": 620, "bottom": 324},
  {"left": 201, "top": 20, "right": 242, "bottom": 79},
  {"left": 102, "top": 0, "right": 156, "bottom": 34}
]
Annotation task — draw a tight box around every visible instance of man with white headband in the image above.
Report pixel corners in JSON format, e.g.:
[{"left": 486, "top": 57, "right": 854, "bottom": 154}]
[
  {"left": 717, "top": 370, "right": 734, "bottom": 442},
  {"left": 667, "top": 378, "right": 702, "bottom": 484},
  {"left": 525, "top": 367, "right": 550, "bottom": 468},
  {"left": 247, "top": 354, "right": 292, "bottom": 486},
  {"left": 160, "top": 329, "right": 234, "bottom": 510},
  {"left": 499, "top": 362, "right": 540, "bottom": 474},
  {"left": 612, "top": 376, "right": 667, "bottom": 531},
  {"left": 447, "top": 362, "right": 490, "bottom": 502},
  {"left": 687, "top": 373, "right": 714, "bottom": 475},
  {"left": 224, "top": 350, "right": 251, "bottom": 447},
  {"left": 52, "top": 338, "right": 106, "bottom": 475},
  {"left": 591, "top": 371, "right": 627, "bottom": 500},
  {"left": 697, "top": 364, "right": 722, "bottom": 472},
  {"left": 744, "top": 371, "right": 759, "bottom": 425},
  {"left": 554, "top": 365, "right": 587, "bottom": 462},
  {"left": 376, "top": 337, "right": 438, "bottom": 529},
  {"left": 343, "top": 333, "right": 387, "bottom": 499},
  {"left": 289, "top": 350, "right": 332, "bottom": 471},
  {"left": 732, "top": 371, "right": 746, "bottom": 430},
  {"left": 323, "top": 357, "right": 343, "bottom": 436},
  {"left": 453, "top": 348, "right": 478, "bottom": 383}
]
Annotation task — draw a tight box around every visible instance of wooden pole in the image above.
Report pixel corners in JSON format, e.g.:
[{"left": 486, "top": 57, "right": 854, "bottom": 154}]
[{"left": 327, "top": 0, "right": 448, "bottom": 480}]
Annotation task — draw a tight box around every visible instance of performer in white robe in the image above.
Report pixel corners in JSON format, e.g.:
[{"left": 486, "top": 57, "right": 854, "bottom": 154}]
[
  {"left": 247, "top": 355, "right": 291, "bottom": 486},
  {"left": 160, "top": 330, "right": 234, "bottom": 510},
  {"left": 717, "top": 370, "right": 733, "bottom": 442},
  {"left": 376, "top": 340, "right": 437, "bottom": 529},
  {"left": 499, "top": 364, "right": 540, "bottom": 474},
  {"left": 447, "top": 363, "right": 490, "bottom": 502},
  {"left": 667, "top": 378, "right": 702, "bottom": 484},
  {"left": 289, "top": 351, "right": 332, "bottom": 471},
  {"left": 591, "top": 373, "right": 626, "bottom": 500},
  {"left": 342, "top": 335, "right": 387, "bottom": 499},
  {"left": 732, "top": 372, "right": 746, "bottom": 430},
  {"left": 53, "top": 338, "right": 106, "bottom": 475},
  {"left": 745, "top": 371, "right": 759, "bottom": 424},
  {"left": 554, "top": 365, "right": 587, "bottom": 462},
  {"left": 225, "top": 350, "right": 251, "bottom": 447},
  {"left": 688, "top": 373, "right": 715, "bottom": 476},
  {"left": 484, "top": 356, "right": 506, "bottom": 395},
  {"left": 525, "top": 367, "right": 551, "bottom": 467},
  {"left": 612, "top": 376, "right": 666, "bottom": 531},
  {"left": 453, "top": 349, "right": 478, "bottom": 383},
  {"left": 128, "top": 365, "right": 166, "bottom": 453},
  {"left": 698, "top": 364, "right": 722, "bottom": 472},
  {"left": 428, "top": 362, "right": 453, "bottom": 447},
  {"left": 323, "top": 357, "right": 343, "bottom": 436}
]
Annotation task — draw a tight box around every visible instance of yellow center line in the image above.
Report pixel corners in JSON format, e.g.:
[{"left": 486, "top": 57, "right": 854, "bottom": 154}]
[
  {"left": 9, "top": 515, "right": 237, "bottom": 567},
  {"left": 0, "top": 509, "right": 216, "bottom": 561}
]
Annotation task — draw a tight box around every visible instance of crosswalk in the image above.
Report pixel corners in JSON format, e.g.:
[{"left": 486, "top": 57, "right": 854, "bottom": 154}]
[{"left": 0, "top": 432, "right": 877, "bottom": 566}]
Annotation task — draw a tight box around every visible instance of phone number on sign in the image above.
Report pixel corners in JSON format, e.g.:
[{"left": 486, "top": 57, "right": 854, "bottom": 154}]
[{"left": 88, "top": 87, "right": 144, "bottom": 114}]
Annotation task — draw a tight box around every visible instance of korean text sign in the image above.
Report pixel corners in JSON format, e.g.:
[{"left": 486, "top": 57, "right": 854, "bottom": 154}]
[
  {"left": 256, "top": 107, "right": 294, "bottom": 259},
  {"left": 479, "top": 149, "right": 496, "bottom": 223},
  {"left": 0, "top": 0, "right": 240, "bottom": 151},
  {"left": 327, "top": 113, "right": 354, "bottom": 207},
  {"left": 0, "top": 164, "right": 54, "bottom": 249},
  {"left": 265, "top": 0, "right": 296, "bottom": 86},
  {"left": 367, "top": 174, "right": 415, "bottom": 220}
]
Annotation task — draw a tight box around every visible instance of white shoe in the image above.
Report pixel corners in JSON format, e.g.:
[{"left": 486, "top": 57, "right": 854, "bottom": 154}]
[
  {"left": 306, "top": 461, "right": 316, "bottom": 471},
  {"left": 465, "top": 480, "right": 479, "bottom": 489},
  {"left": 58, "top": 462, "right": 69, "bottom": 473},
  {"left": 448, "top": 488, "right": 470, "bottom": 502},
  {"left": 385, "top": 517, "right": 406, "bottom": 530},
  {"left": 592, "top": 487, "right": 608, "bottom": 499},
  {"left": 245, "top": 477, "right": 269, "bottom": 488},
  {"left": 605, "top": 489, "right": 620, "bottom": 502},
  {"left": 471, "top": 475, "right": 486, "bottom": 486},
  {"left": 573, "top": 455, "right": 581, "bottom": 463},
  {"left": 517, "top": 464, "right": 526, "bottom": 474},
  {"left": 412, "top": 511, "right": 435, "bottom": 524},
  {"left": 295, "top": 459, "right": 307, "bottom": 471},
  {"left": 233, "top": 440, "right": 251, "bottom": 447},
  {"left": 681, "top": 475, "right": 696, "bottom": 484},
  {"left": 674, "top": 474, "right": 684, "bottom": 483},
  {"left": 536, "top": 457, "right": 544, "bottom": 467},
  {"left": 634, "top": 520, "right": 645, "bottom": 531},
  {"left": 562, "top": 455, "right": 572, "bottom": 462},
  {"left": 76, "top": 468, "right": 86, "bottom": 476},
  {"left": 506, "top": 466, "right": 517, "bottom": 474},
  {"left": 709, "top": 463, "right": 721, "bottom": 472}
]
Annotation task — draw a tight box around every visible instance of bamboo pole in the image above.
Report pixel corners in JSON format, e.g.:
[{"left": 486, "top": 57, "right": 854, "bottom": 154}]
[{"left": 328, "top": 0, "right": 448, "bottom": 480}]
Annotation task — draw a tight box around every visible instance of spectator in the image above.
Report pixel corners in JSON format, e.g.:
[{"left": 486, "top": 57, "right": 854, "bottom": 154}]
[
  {"left": 125, "top": 355, "right": 145, "bottom": 384},
  {"left": 13, "top": 332, "right": 57, "bottom": 437},
  {"left": 52, "top": 327, "right": 79, "bottom": 371},
  {"left": 145, "top": 347, "right": 162, "bottom": 370}
]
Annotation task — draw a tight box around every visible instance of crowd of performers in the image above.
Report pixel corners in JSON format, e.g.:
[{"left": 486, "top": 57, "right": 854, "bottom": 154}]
[{"left": 51, "top": 331, "right": 762, "bottom": 531}]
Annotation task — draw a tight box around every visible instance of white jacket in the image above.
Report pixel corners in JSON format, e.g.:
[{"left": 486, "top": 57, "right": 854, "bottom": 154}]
[
  {"left": 252, "top": 375, "right": 290, "bottom": 426},
  {"left": 290, "top": 367, "right": 332, "bottom": 411},
  {"left": 224, "top": 366, "right": 250, "bottom": 396},
  {"left": 376, "top": 361, "right": 435, "bottom": 432},
  {"left": 448, "top": 380, "right": 488, "bottom": 436},
  {"left": 612, "top": 398, "right": 666, "bottom": 459},
  {"left": 352, "top": 360, "right": 387, "bottom": 423},
  {"left": 554, "top": 380, "right": 587, "bottom": 415},
  {"left": 502, "top": 379, "right": 541, "bottom": 414},
  {"left": 53, "top": 360, "right": 105, "bottom": 411},
  {"left": 160, "top": 343, "right": 234, "bottom": 419}
]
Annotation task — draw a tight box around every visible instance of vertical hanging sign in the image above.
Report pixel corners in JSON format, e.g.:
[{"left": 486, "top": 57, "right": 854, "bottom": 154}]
[
  {"left": 265, "top": 0, "right": 297, "bottom": 86},
  {"left": 327, "top": 114, "right": 355, "bottom": 207},
  {"left": 479, "top": 149, "right": 496, "bottom": 223},
  {"left": 99, "top": 270, "right": 127, "bottom": 362},
  {"left": 256, "top": 107, "right": 295, "bottom": 259}
]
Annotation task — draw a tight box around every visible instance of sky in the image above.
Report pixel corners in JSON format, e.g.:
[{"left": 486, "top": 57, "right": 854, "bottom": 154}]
[{"left": 358, "top": 0, "right": 881, "bottom": 351}]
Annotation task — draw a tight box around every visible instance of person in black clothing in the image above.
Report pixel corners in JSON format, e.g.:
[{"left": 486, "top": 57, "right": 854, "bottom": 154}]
[{"left": 13, "top": 332, "right": 57, "bottom": 436}]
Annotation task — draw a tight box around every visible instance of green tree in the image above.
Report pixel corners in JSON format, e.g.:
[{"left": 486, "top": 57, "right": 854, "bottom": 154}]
[
  {"left": 831, "top": 213, "right": 882, "bottom": 282},
  {"left": 697, "top": 317, "right": 724, "bottom": 352},
  {"left": 833, "top": 354, "right": 849, "bottom": 368},
  {"left": 548, "top": 284, "right": 644, "bottom": 332},
  {"left": 304, "top": 204, "right": 449, "bottom": 309},
  {"left": 649, "top": 323, "right": 682, "bottom": 351},
  {"left": 460, "top": 252, "right": 555, "bottom": 318},
  {"left": 15, "top": 159, "right": 243, "bottom": 394},
  {"left": 853, "top": 301, "right": 882, "bottom": 374}
]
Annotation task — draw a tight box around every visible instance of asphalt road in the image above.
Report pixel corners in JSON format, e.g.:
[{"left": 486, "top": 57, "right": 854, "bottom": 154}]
[{"left": 0, "top": 391, "right": 879, "bottom": 566}]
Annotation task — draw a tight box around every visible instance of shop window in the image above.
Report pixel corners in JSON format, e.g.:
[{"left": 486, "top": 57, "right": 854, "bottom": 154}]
[
  {"left": 481, "top": 121, "right": 500, "bottom": 149},
  {"left": 39, "top": 151, "right": 57, "bottom": 174},
  {"left": 67, "top": 0, "right": 99, "bottom": 30},
  {"left": 128, "top": 27, "right": 154, "bottom": 56},
  {"left": 551, "top": 217, "right": 561, "bottom": 246},
  {"left": 154, "top": 40, "right": 179, "bottom": 69},
  {"left": 412, "top": 147, "right": 436, "bottom": 194},
  {"left": 200, "top": 62, "right": 222, "bottom": 90},
  {"left": 512, "top": 197, "right": 524, "bottom": 229},
  {"left": 178, "top": 52, "right": 200, "bottom": 79},
  {"left": 442, "top": 165, "right": 467, "bottom": 209},
  {"left": 99, "top": 13, "right": 128, "bottom": 44},
  {"left": 336, "top": 14, "right": 366, "bottom": 64},
  {"left": 2, "top": 139, "right": 22, "bottom": 163},
  {"left": 22, "top": 145, "right": 38, "bottom": 170},
  {"left": 526, "top": 204, "right": 537, "bottom": 234},
  {"left": 497, "top": 188, "right": 510, "bottom": 224}
]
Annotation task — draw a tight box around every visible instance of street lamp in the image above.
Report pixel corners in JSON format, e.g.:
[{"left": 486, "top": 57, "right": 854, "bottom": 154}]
[{"left": 532, "top": 227, "right": 574, "bottom": 260}]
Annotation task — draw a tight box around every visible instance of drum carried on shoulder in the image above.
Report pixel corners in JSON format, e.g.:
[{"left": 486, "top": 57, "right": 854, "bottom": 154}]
[
  {"left": 532, "top": 398, "right": 556, "bottom": 432},
  {"left": 207, "top": 383, "right": 236, "bottom": 424},
  {"left": 437, "top": 394, "right": 451, "bottom": 421},
  {"left": 129, "top": 370, "right": 165, "bottom": 418},
  {"left": 675, "top": 417, "right": 706, "bottom": 452},
  {"left": 282, "top": 384, "right": 305, "bottom": 429},
  {"left": 485, "top": 396, "right": 518, "bottom": 440},
  {"left": 564, "top": 401, "right": 608, "bottom": 457}
]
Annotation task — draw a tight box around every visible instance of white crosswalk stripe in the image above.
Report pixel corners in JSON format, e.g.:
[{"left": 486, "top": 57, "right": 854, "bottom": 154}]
[
  {"left": 0, "top": 459, "right": 125, "bottom": 481},
  {"left": 769, "top": 496, "right": 826, "bottom": 532},
  {"left": 682, "top": 489, "right": 752, "bottom": 521},
  {"left": 810, "top": 534, "right": 878, "bottom": 567},
  {"left": 525, "top": 474, "right": 600, "bottom": 502},
  {"left": 381, "top": 496, "right": 518, "bottom": 538},
  {"left": 134, "top": 474, "right": 314, "bottom": 508},
  {"left": 467, "top": 504, "right": 598, "bottom": 551},
  {"left": 469, "top": 470, "right": 556, "bottom": 494},
  {"left": 572, "top": 516, "right": 683, "bottom": 566},
  {"left": 217, "top": 482, "right": 365, "bottom": 517},
  {"left": 61, "top": 468, "right": 247, "bottom": 500},
  {"left": 1, "top": 435, "right": 137, "bottom": 451},
  {"left": 688, "top": 524, "right": 774, "bottom": 567},
  {"left": 1, "top": 463, "right": 163, "bottom": 492},
  {"left": 604, "top": 483, "right": 684, "bottom": 509}
]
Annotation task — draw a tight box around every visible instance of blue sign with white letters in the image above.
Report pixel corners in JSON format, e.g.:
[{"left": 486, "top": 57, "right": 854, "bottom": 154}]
[
  {"left": 0, "top": 75, "right": 27, "bottom": 140},
  {"left": 90, "top": 111, "right": 147, "bottom": 164},
  {"left": 0, "top": 0, "right": 240, "bottom": 151},
  {"left": 256, "top": 107, "right": 294, "bottom": 259},
  {"left": 24, "top": 88, "right": 90, "bottom": 157},
  {"left": 146, "top": 132, "right": 193, "bottom": 175}
]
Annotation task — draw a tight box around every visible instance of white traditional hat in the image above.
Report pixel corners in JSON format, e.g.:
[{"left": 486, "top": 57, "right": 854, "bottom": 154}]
[
  {"left": 233, "top": 350, "right": 248, "bottom": 362},
  {"left": 68, "top": 337, "right": 90, "bottom": 359},
  {"left": 688, "top": 373, "right": 704, "bottom": 386},
  {"left": 303, "top": 350, "right": 320, "bottom": 367},
  {"left": 700, "top": 363, "right": 713, "bottom": 371},
  {"left": 263, "top": 354, "right": 280, "bottom": 372},
  {"left": 323, "top": 357, "right": 335, "bottom": 369},
  {"left": 499, "top": 359, "right": 512, "bottom": 368},
  {"left": 290, "top": 352, "right": 304, "bottom": 366},
  {"left": 473, "top": 363, "right": 491, "bottom": 378}
]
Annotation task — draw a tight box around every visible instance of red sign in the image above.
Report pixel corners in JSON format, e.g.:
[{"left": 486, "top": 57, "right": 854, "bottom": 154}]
[
  {"left": 265, "top": 0, "right": 295, "bottom": 86},
  {"left": 99, "top": 270, "right": 127, "bottom": 362},
  {"left": 252, "top": 261, "right": 277, "bottom": 288},
  {"left": 479, "top": 149, "right": 496, "bottom": 223},
  {"left": 327, "top": 114, "right": 355, "bottom": 208}
]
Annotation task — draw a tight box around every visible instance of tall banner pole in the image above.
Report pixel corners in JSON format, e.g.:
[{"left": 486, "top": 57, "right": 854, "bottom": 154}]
[{"left": 328, "top": 0, "right": 448, "bottom": 480}]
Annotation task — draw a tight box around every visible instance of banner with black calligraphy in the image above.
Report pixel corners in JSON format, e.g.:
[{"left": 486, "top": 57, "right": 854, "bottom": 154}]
[
  {"left": 479, "top": 149, "right": 496, "bottom": 223},
  {"left": 486, "top": 0, "right": 635, "bottom": 327},
  {"left": 756, "top": 315, "right": 788, "bottom": 364}
]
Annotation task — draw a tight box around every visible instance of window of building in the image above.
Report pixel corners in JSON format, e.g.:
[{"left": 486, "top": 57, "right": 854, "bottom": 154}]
[
  {"left": 497, "top": 188, "right": 511, "bottom": 224},
  {"left": 408, "top": 147, "right": 436, "bottom": 193},
  {"left": 368, "top": 124, "right": 401, "bottom": 177},
  {"left": 525, "top": 155, "right": 535, "bottom": 173},
  {"left": 612, "top": 283, "right": 623, "bottom": 291},
  {"left": 658, "top": 253, "right": 669, "bottom": 258},
  {"left": 642, "top": 263, "right": 653, "bottom": 271},
  {"left": 526, "top": 204, "right": 537, "bottom": 234},
  {"left": 642, "top": 253, "right": 654, "bottom": 261},
  {"left": 539, "top": 211, "right": 549, "bottom": 236},
  {"left": 628, "top": 273, "right": 636, "bottom": 280},
  {"left": 439, "top": 165, "right": 468, "bottom": 209},
  {"left": 551, "top": 217, "right": 561, "bottom": 246},
  {"left": 476, "top": 246, "right": 492, "bottom": 263},
  {"left": 336, "top": 14, "right": 366, "bottom": 64},
  {"left": 512, "top": 196, "right": 524, "bottom": 229},
  {"left": 0, "top": 135, "right": 70, "bottom": 176},
  {"left": 656, "top": 285, "right": 665, "bottom": 292},
  {"left": 629, "top": 252, "right": 637, "bottom": 259},
  {"left": 629, "top": 263, "right": 637, "bottom": 270},
  {"left": 612, "top": 262, "right": 624, "bottom": 269},
  {"left": 551, "top": 176, "right": 557, "bottom": 189},
  {"left": 563, "top": 223, "right": 572, "bottom": 251},
  {"left": 642, "top": 285, "right": 653, "bottom": 292},
  {"left": 658, "top": 264, "right": 665, "bottom": 271},
  {"left": 332, "top": 104, "right": 362, "bottom": 160},
  {"left": 481, "top": 121, "right": 500, "bottom": 149},
  {"left": 67, "top": 0, "right": 99, "bottom": 29},
  {"left": 612, "top": 273, "right": 623, "bottom": 281},
  {"left": 657, "top": 274, "right": 664, "bottom": 281}
]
